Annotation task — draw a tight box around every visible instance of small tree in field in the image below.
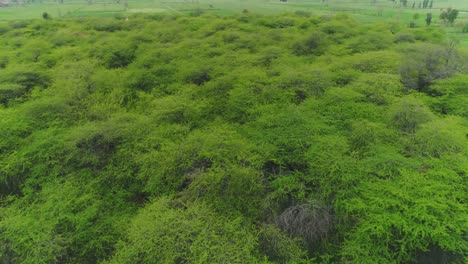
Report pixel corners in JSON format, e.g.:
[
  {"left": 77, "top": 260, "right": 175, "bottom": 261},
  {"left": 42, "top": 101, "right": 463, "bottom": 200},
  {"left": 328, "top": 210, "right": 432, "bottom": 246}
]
[
  {"left": 446, "top": 8, "right": 458, "bottom": 24},
  {"left": 440, "top": 8, "right": 458, "bottom": 25},
  {"left": 425, "top": 13, "right": 432, "bottom": 26}
]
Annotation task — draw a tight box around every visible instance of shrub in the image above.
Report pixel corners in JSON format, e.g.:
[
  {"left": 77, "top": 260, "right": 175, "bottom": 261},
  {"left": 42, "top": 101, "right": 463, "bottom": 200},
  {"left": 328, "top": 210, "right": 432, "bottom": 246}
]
[
  {"left": 42, "top": 12, "right": 50, "bottom": 20},
  {"left": 426, "top": 74, "right": 468, "bottom": 117},
  {"left": 258, "top": 224, "right": 309, "bottom": 263},
  {"left": 320, "top": 19, "right": 356, "bottom": 43},
  {"left": 395, "top": 32, "right": 416, "bottom": 43},
  {"left": 347, "top": 28, "right": 393, "bottom": 53},
  {"left": 340, "top": 170, "right": 467, "bottom": 263},
  {"left": 277, "top": 202, "right": 333, "bottom": 246},
  {"left": 2, "top": 69, "right": 50, "bottom": 90},
  {"left": 181, "top": 165, "right": 264, "bottom": 217},
  {"left": 9, "top": 20, "right": 29, "bottom": 29},
  {"left": 0, "top": 25, "right": 9, "bottom": 35},
  {"left": 463, "top": 23, "right": 468, "bottom": 33},
  {"left": 348, "top": 120, "right": 382, "bottom": 153},
  {"left": 412, "top": 118, "right": 466, "bottom": 158},
  {"left": 183, "top": 67, "right": 211, "bottom": 85},
  {"left": 0, "top": 178, "right": 118, "bottom": 263},
  {"left": 106, "top": 198, "right": 263, "bottom": 264},
  {"left": 0, "top": 83, "right": 27, "bottom": 106},
  {"left": 257, "top": 46, "right": 283, "bottom": 67},
  {"left": 349, "top": 73, "right": 402, "bottom": 105},
  {"left": 400, "top": 44, "right": 461, "bottom": 92},
  {"left": 292, "top": 31, "right": 328, "bottom": 56},
  {"left": 277, "top": 67, "right": 333, "bottom": 99},
  {"left": 338, "top": 50, "right": 401, "bottom": 74},
  {"left": 294, "top": 10, "right": 311, "bottom": 18},
  {"left": 98, "top": 42, "right": 136, "bottom": 69},
  {"left": 87, "top": 18, "right": 123, "bottom": 32},
  {"left": 389, "top": 96, "right": 434, "bottom": 133}
]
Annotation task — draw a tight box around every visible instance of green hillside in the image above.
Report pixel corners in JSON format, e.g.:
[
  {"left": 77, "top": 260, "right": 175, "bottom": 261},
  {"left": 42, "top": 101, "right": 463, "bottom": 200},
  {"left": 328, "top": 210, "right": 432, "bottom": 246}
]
[{"left": 0, "top": 11, "right": 467, "bottom": 263}]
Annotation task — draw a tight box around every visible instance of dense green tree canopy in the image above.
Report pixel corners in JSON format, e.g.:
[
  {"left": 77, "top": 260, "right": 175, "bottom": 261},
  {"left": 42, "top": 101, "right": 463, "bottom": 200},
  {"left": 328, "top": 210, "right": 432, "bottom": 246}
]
[{"left": 0, "top": 13, "right": 466, "bottom": 263}]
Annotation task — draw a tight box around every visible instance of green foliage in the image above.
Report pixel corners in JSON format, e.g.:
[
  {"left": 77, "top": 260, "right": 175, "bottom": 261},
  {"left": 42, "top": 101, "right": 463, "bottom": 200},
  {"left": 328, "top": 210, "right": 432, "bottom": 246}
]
[
  {"left": 140, "top": 125, "right": 258, "bottom": 197},
  {"left": 277, "top": 66, "right": 333, "bottom": 99},
  {"left": 103, "top": 43, "right": 136, "bottom": 69},
  {"left": 42, "top": 12, "right": 50, "bottom": 20},
  {"left": 399, "top": 43, "right": 461, "bottom": 92},
  {"left": 181, "top": 165, "right": 264, "bottom": 217},
  {"left": 107, "top": 198, "right": 266, "bottom": 264},
  {"left": 389, "top": 96, "right": 435, "bottom": 133},
  {"left": 0, "top": 83, "right": 27, "bottom": 106},
  {"left": 440, "top": 8, "right": 459, "bottom": 25},
  {"left": 91, "top": 38, "right": 137, "bottom": 69},
  {"left": 426, "top": 13, "right": 432, "bottom": 26},
  {"left": 292, "top": 31, "right": 329, "bottom": 56},
  {"left": 0, "top": 67, "right": 49, "bottom": 93},
  {"left": 338, "top": 50, "right": 401, "bottom": 74},
  {"left": 348, "top": 120, "right": 387, "bottom": 153},
  {"left": 427, "top": 74, "right": 468, "bottom": 117},
  {"left": 0, "top": 179, "right": 126, "bottom": 263},
  {"left": 316, "top": 87, "right": 383, "bottom": 128},
  {"left": 412, "top": 117, "right": 467, "bottom": 158},
  {"left": 347, "top": 25, "right": 394, "bottom": 53},
  {"left": 463, "top": 23, "right": 468, "bottom": 33},
  {"left": 340, "top": 170, "right": 467, "bottom": 263},
  {"left": 0, "top": 13, "right": 466, "bottom": 264},
  {"left": 319, "top": 17, "right": 357, "bottom": 44},
  {"left": 258, "top": 224, "right": 309, "bottom": 263},
  {"left": 86, "top": 18, "right": 124, "bottom": 32},
  {"left": 395, "top": 31, "right": 416, "bottom": 43},
  {"left": 348, "top": 73, "right": 402, "bottom": 105},
  {"left": 411, "top": 26, "right": 445, "bottom": 42}
]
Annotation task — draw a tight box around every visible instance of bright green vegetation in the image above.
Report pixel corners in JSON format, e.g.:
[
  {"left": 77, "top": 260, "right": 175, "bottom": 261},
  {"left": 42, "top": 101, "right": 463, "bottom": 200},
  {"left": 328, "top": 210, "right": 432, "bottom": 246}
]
[
  {"left": 0, "top": 0, "right": 466, "bottom": 20},
  {"left": 0, "top": 12, "right": 467, "bottom": 263},
  {"left": 2, "top": 0, "right": 468, "bottom": 45}
]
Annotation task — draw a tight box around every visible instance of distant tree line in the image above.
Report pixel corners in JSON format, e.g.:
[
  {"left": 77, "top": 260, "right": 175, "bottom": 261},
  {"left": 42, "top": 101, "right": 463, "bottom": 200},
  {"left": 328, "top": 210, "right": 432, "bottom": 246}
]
[{"left": 390, "top": 0, "right": 433, "bottom": 8}]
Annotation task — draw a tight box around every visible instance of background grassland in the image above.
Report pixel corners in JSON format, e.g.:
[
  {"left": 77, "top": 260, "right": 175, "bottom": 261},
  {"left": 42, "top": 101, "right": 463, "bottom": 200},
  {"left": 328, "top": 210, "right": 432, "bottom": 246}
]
[
  {"left": 0, "top": 0, "right": 466, "bottom": 19},
  {"left": 1, "top": 0, "right": 468, "bottom": 44}
]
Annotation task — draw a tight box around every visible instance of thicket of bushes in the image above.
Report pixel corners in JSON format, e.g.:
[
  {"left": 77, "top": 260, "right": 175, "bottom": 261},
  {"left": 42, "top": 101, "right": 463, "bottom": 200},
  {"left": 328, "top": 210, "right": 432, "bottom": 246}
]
[{"left": 0, "top": 13, "right": 466, "bottom": 263}]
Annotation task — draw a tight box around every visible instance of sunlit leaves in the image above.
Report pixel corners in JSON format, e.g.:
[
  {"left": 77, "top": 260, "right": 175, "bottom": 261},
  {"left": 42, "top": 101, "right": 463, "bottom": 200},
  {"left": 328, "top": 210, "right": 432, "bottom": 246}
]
[
  {"left": 0, "top": 12, "right": 466, "bottom": 264},
  {"left": 340, "top": 170, "right": 467, "bottom": 263},
  {"left": 107, "top": 198, "right": 264, "bottom": 264}
]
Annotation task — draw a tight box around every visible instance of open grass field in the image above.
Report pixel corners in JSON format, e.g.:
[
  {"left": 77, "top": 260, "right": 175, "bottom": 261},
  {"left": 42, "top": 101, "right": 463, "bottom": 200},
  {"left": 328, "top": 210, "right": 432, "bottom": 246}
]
[
  {"left": 1, "top": 0, "right": 468, "bottom": 18},
  {"left": 0, "top": 0, "right": 468, "bottom": 45}
]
